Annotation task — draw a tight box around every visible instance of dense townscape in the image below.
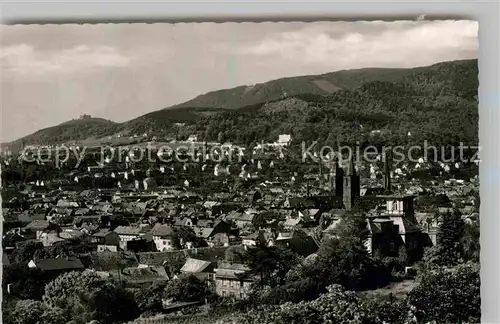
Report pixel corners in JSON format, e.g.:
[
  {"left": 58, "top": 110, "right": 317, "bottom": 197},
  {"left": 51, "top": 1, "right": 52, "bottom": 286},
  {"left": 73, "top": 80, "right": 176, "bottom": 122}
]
[
  {"left": 1, "top": 130, "right": 480, "bottom": 323},
  {"left": 1, "top": 51, "right": 480, "bottom": 324}
]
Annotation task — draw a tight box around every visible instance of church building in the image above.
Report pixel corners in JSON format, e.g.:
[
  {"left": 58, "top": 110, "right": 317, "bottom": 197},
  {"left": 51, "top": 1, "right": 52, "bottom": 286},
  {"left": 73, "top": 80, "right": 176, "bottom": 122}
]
[{"left": 326, "top": 152, "right": 423, "bottom": 261}]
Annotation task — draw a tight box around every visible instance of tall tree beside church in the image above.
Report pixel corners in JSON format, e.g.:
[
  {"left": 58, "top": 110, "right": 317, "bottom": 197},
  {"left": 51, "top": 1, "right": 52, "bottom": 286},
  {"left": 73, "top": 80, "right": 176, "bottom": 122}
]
[{"left": 424, "top": 210, "right": 465, "bottom": 267}]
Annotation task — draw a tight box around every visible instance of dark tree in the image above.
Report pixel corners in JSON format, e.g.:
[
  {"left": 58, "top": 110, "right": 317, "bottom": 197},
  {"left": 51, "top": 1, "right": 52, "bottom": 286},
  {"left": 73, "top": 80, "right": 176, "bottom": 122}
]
[
  {"left": 163, "top": 274, "right": 210, "bottom": 302},
  {"left": 408, "top": 263, "right": 480, "bottom": 323},
  {"left": 424, "top": 210, "right": 466, "bottom": 267},
  {"left": 246, "top": 233, "right": 299, "bottom": 288}
]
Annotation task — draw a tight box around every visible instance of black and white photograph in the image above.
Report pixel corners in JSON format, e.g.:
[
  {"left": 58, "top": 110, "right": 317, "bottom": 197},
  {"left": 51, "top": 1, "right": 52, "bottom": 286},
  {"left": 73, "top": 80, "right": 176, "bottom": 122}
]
[{"left": 1, "top": 20, "right": 480, "bottom": 324}]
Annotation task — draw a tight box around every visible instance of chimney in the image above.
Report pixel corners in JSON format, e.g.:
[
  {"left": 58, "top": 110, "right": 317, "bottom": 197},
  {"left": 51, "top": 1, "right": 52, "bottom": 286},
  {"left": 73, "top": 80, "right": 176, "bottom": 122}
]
[
  {"left": 383, "top": 151, "right": 392, "bottom": 192},
  {"left": 345, "top": 157, "right": 356, "bottom": 177}
]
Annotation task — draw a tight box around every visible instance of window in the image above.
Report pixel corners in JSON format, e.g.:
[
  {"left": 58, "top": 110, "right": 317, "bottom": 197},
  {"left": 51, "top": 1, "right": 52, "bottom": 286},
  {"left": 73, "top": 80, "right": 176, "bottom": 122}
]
[{"left": 163, "top": 240, "right": 167, "bottom": 245}]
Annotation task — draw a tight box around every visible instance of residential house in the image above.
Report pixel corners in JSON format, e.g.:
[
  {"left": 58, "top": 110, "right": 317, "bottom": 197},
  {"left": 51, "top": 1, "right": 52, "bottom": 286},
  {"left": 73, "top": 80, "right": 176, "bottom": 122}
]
[
  {"left": 114, "top": 225, "right": 152, "bottom": 250},
  {"left": 241, "top": 230, "right": 273, "bottom": 248},
  {"left": 192, "top": 220, "right": 232, "bottom": 246},
  {"left": 122, "top": 238, "right": 154, "bottom": 253},
  {"left": 226, "top": 211, "right": 255, "bottom": 229},
  {"left": 72, "top": 215, "right": 109, "bottom": 228},
  {"left": 56, "top": 199, "right": 80, "bottom": 208},
  {"left": 151, "top": 224, "right": 176, "bottom": 252},
  {"left": 203, "top": 201, "right": 222, "bottom": 217},
  {"left": 92, "top": 229, "right": 120, "bottom": 252},
  {"left": 276, "top": 134, "right": 291, "bottom": 146},
  {"left": 192, "top": 227, "right": 216, "bottom": 243},
  {"left": 213, "top": 263, "right": 253, "bottom": 300},
  {"left": 367, "top": 195, "right": 423, "bottom": 261},
  {"left": 48, "top": 207, "right": 75, "bottom": 219},
  {"left": 24, "top": 220, "right": 55, "bottom": 240},
  {"left": 59, "top": 228, "right": 85, "bottom": 240},
  {"left": 364, "top": 218, "right": 401, "bottom": 257},
  {"left": 211, "top": 232, "right": 231, "bottom": 247},
  {"left": 39, "top": 231, "right": 65, "bottom": 247},
  {"left": 91, "top": 202, "right": 114, "bottom": 214},
  {"left": 174, "top": 217, "right": 196, "bottom": 227},
  {"left": 126, "top": 202, "right": 148, "bottom": 217}
]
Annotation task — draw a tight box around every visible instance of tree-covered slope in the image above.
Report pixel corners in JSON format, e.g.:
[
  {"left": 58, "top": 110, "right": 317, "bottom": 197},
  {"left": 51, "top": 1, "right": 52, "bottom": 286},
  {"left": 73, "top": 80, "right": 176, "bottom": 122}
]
[
  {"left": 4, "top": 59, "right": 478, "bottom": 149},
  {"left": 6, "top": 118, "right": 116, "bottom": 148},
  {"left": 192, "top": 59, "right": 478, "bottom": 147}
]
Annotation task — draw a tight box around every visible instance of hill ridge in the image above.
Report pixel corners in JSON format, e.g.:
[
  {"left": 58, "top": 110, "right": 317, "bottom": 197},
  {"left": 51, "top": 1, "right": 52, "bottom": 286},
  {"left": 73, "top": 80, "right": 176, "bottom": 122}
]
[{"left": 3, "top": 58, "right": 478, "bottom": 150}]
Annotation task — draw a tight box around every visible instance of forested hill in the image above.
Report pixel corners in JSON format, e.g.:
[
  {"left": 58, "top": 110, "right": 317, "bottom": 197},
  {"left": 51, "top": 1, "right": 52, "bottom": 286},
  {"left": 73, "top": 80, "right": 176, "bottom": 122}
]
[
  {"left": 4, "top": 59, "right": 478, "bottom": 149},
  {"left": 170, "top": 59, "right": 477, "bottom": 110},
  {"left": 6, "top": 118, "right": 117, "bottom": 148},
  {"left": 4, "top": 108, "right": 225, "bottom": 150},
  {"left": 169, "top": 68, "right": 410, "bottom": 110},
  {"left": 191, "top": 59, "right": 478, "bottom": 147}
]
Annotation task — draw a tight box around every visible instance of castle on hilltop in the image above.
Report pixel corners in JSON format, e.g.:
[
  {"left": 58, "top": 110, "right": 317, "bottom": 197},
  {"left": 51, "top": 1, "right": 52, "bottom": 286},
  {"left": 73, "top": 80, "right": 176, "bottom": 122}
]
[{"left": 79, "top": 114, "right": 92, "bottom": 120}]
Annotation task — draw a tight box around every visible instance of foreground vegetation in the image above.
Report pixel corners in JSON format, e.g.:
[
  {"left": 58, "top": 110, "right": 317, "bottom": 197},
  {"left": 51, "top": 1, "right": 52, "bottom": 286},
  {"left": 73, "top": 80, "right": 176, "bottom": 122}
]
[{"left": 3, "top": 210, "right": 480, "bottom": 324}]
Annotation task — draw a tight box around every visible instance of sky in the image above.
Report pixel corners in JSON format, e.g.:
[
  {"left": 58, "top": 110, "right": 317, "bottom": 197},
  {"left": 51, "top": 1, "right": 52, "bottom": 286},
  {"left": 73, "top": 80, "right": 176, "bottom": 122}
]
[{"left": 1, "top": 20, "right": 478, "bottom": 142}]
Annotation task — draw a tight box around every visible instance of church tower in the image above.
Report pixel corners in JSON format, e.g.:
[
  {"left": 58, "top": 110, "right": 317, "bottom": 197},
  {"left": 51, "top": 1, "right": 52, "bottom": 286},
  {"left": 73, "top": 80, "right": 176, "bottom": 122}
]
[
  {"left": 343, "top": 157, "right": 360, "bottom": 210},
  {"left": 329, "top": 155, "right": 344, "bottom": 198}
]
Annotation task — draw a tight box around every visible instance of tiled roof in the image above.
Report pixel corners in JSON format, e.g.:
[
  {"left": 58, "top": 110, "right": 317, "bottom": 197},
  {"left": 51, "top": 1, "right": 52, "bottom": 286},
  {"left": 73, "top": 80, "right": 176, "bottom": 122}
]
[
  {"left": 25, "top": 220, "right": 50, "bottom": 230},
  {"left": 35, "top": 257, "right": 84, "bottom": 271},
  {"left": 197, "top": 219, "right": 214, "bottom": 227},
  {"left": 92, "top": 229, "right": 114, "bottom": 237},
  {"left": 152, "top": 223, "right": 175, "bottom": 237},
  {"left": 114, "top": 225, "right": 150, "bottom": 235},
  {"left": 203, "top": 201, "right": 220, "bottom": 208},
  {"left": 180, "top": 258, "right": 212, "bottom": 273},
  {"left": 389, "top": 216, "right": 421, "bottom": 234},
  {"left": 232, "top": 213, "right": 255, "bottom": 222},
  {"left": 80, "top": 252, "right": 138, "bottom": 271},
  {"left": 112, "top": 266, "right": 169, "bottom": 282},
  {"left": 214, "top": 267, "right": 252, "bottom": 280},
  {"left": 192, "top": 226, "right": 215, "bottom": 239}
]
